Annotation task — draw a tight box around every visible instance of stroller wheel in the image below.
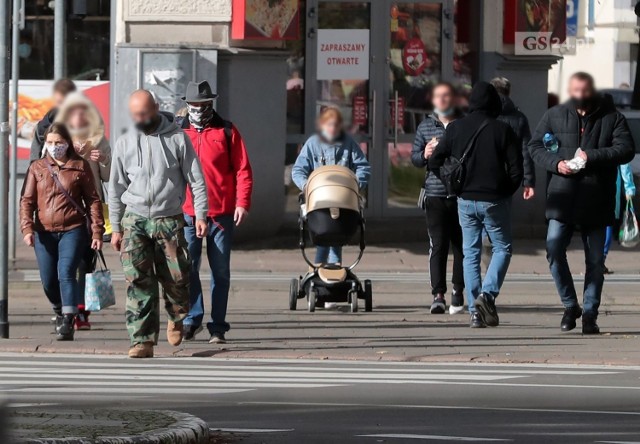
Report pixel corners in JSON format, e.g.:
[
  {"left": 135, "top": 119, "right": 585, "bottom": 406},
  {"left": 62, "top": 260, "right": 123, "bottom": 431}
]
[
  {"left": 364, "top": 279, "right": 373, "bottom": 312},
  {"left": 289, "top": 279, "right": 299, "bottom": 311},
  {"left": 350, "top": 291, "right": 358, "bottom": 313},
  {"left": 308, "top": 283, "right": 316, "bottom": 312}
]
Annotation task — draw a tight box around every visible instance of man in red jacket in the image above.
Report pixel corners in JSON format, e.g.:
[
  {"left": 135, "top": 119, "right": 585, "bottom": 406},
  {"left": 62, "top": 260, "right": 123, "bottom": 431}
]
[{"left": 181, "top": 81, "right": 253, "bottom": 344}]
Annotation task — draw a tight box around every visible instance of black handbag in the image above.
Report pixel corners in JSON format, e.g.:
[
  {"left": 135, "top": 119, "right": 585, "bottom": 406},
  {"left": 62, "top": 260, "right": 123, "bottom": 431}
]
[{"left": 440, "top": 120, "right": 490, "bottom": 198}]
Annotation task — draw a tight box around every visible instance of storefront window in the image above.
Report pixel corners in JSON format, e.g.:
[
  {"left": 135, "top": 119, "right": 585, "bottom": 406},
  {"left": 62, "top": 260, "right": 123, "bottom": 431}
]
[
  {"left": 20, "top": 1, "right": 111, "bottom": 80},
  {"left": 316, "top": 2, "right": 371, "bottom": 134},
  {"left": 453, "top": 0, "right": 479, "bottom": 105}
]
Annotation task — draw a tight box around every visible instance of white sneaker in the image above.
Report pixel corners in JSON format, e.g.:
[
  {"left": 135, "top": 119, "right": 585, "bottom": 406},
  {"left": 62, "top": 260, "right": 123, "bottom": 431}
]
[
  {"left": 324, "top": 302, "right": 338, "bottom": 309},
  {"left": 449, "top": 304, "right": 465, "bottom": 315}
]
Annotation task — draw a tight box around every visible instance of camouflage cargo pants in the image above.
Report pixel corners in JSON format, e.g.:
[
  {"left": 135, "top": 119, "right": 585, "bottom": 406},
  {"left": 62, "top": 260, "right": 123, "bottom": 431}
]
[{"left": 121, "top": 212, "right": 191, "bottom": 345}]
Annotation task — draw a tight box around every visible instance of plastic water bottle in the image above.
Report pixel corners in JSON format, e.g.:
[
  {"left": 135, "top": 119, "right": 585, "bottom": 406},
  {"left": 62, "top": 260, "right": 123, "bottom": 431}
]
[{"left": 543, "top": 133, "right": 559, "bottom": 153}]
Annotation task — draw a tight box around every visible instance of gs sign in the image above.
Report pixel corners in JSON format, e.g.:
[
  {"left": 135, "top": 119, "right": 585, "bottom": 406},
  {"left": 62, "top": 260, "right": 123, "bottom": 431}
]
[{"left": 515, "top": 32, "right": 563, "bottom": 55}]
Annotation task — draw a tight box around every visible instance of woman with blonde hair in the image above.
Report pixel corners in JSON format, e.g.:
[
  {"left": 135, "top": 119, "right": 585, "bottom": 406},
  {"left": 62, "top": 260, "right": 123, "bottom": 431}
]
[
  {"left": 55, "top": 92, "right": 111, "bottom": 330},
  {"left": 292, "top": 107, "right": 371, "bottom": 266}
]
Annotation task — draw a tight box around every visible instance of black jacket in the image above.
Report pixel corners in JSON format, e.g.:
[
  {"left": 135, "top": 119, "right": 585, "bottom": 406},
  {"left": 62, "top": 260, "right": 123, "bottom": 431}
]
[
  {"left": 29, "top": 108, "right": 57, "bottom": 162},
  {"left": 529, "top": 95, "right": 635, "bottom": 227},
  {"left": 429, "top": 82, "right": 523, "bottom": 201},
  {"left": 411, "top": 112, "right": 462, "bottom": 198},
  {"left": 498, "top": 96, "right": 535, "bottom": 188}
]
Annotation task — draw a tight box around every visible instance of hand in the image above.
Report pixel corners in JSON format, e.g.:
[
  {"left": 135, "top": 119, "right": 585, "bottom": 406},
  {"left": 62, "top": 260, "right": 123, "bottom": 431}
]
[
  {"left": 234, "top": 207, "right": 249, "bottom": 226},
  {"left": 91, "top": 239, "right": 103, "bottom": 250},
  {"left": 89, "top": 149, "right": 103, "bottom": 162},
  {"left": 111, "top": 232, "right": 123, "bottom": 252},
  {"left": 557, "top": 161, "right": 575, "bottom": 175},
  {"left": 523, "top": 187, "right": 535, "bottom": 200},
  {"left": 23, "top": 233, "right": 34, "bottom": 247},
  {"left": 423, "top": 138, "right": 438, "bottom": 160},
  {"left": 195, "top": 219, "right": 208, "bottom": 238}
]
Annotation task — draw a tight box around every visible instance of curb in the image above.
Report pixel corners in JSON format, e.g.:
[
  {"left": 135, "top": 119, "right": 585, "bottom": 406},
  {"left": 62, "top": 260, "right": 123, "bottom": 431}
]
[{"left": 14, "top": 410, "right": 210, "bottom": 444}]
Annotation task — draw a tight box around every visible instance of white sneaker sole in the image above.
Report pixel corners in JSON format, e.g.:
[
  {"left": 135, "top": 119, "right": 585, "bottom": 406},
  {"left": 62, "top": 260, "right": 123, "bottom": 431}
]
[{"left": 449, "top": 305, "right": 465, "bottom": 315}]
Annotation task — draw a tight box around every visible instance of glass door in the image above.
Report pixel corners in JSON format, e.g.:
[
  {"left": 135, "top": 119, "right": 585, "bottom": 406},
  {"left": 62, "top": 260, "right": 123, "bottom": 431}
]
[
  {"left": 383, "top": 0, "right": 453, "bottom": 213},
  {"left": 306, "top": 0, "right": 455, "bottom": 218}
]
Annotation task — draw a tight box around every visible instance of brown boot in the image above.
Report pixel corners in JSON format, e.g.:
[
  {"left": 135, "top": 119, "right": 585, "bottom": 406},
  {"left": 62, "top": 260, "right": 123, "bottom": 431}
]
[
  {"left": 128, "top": 342, "right": 154, "bottom": 359},
  {"left": 167, "top": 320, "right": 184, "bottom": 346}
]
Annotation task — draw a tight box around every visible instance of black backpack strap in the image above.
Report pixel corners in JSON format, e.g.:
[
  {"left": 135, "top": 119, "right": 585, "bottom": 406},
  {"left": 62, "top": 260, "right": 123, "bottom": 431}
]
[
  {"left": 460, "top": 119, "right": 490, "bottom": 164},
  {"left": 223, "top": 120, "right": 233, "bottom": 171}
]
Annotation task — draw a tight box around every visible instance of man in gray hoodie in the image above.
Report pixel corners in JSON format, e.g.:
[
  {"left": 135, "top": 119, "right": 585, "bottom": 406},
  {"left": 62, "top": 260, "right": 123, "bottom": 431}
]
[{"left": 109, "top": 90, "right": 208, "bottom": 358}]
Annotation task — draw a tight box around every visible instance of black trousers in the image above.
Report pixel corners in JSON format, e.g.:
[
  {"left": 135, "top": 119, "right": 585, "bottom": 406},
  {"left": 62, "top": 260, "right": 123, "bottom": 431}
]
[{"left": 425, "top": 196, "right": 464, "bottom": 296}]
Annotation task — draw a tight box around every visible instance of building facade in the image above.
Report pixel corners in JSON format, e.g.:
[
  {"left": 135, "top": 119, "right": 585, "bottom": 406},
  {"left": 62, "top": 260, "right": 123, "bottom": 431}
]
[{"left": 111, "top": 0, "right": 561, "bottom": 239}]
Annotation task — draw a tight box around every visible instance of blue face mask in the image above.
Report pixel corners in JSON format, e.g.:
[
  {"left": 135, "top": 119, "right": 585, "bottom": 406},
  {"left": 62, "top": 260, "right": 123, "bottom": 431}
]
[{"left": 435, "top": 107, "right": 454, "bottom": 117}]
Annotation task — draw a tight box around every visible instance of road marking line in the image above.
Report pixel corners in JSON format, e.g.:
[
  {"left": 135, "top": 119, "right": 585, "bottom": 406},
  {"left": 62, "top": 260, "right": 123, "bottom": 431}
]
[
  {"left": 0, "top": 361, "right": 619, "bottom": 376},
  {"left": 1, "top": 353, "right": 638, "bottom": 371},
  {"left": 356, "top": 434, "right": 511, "bottom": 441},
  {"left": 240, "top": 401, "right": 640, "bottom": 417},
  {"left": 0, "top": 388, "right": 254, "bottom": 395},
  {"left": 596, "top": 442, "right": 640, "bottom": 444},
  {"left": 0, "top": 370, "right": 526, "bottom": 382}
]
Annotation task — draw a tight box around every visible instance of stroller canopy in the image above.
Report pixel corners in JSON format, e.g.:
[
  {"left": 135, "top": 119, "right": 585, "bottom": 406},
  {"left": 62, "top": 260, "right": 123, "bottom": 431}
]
[{"left": 305, "top": 165, "right": 361, "bottom": 215}]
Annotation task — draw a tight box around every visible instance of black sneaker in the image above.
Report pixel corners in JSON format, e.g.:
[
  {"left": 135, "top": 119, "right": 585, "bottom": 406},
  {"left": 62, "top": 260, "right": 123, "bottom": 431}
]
[
  {"left": 209, "top": 332, "right": 227, "bottom": 344},
  {"left": 56, "top": 314, "right": 75, "bottom": 341},
  {"left": 470, "top": 312, "right": 486, "bottom": 328},
  {"left": 561, "top": 306, "right": 582, "bottom": 332},
  {"left": 183, "top": 325, "right": 203, "bottom": 341},
  {"left": 475, "top": 293, "right": 499, "bottom": 327},
  {"left": 430, "top": 295, "right": 446, "bottom": 314},
  {"left": 582, "top": 315, "right": 600, "bottom": 335}
]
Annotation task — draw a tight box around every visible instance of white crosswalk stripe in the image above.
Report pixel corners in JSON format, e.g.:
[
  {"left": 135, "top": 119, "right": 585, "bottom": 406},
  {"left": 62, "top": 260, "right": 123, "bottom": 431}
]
[{"left": 0, "top": 354, "right": 628, "bottom": 402}]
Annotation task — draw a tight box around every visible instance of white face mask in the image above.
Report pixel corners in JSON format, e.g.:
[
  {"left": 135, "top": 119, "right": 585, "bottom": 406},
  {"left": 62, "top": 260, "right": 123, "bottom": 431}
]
[{"left": 44, "top": 142, "right": 68, "bottom": 160}]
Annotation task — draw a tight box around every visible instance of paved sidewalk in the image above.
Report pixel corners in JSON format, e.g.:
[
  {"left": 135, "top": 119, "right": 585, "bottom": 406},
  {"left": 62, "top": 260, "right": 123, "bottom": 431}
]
[{"left": 2, "top": 240, "right": 640, "bottom": 365}]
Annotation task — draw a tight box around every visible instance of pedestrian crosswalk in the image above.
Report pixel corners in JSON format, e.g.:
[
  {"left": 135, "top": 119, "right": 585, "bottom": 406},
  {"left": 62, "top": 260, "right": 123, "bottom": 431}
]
[{"left": 0, "top": 354, "right": 630, "bottom": 402}]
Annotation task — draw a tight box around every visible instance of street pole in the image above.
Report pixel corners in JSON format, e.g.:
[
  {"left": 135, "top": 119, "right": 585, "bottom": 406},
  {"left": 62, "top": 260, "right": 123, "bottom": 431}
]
[
  {"left": 0, "top": 0, "right": 11, "bottom": 339},
  {"left": 9, "top": 0, "right": 23, "bottom": 262},
  {"left": 633, "top": 1, "right": 640, "bottom": 109},
  {"left": 54, "top": 0, "right": 65, "bottom": 79}
]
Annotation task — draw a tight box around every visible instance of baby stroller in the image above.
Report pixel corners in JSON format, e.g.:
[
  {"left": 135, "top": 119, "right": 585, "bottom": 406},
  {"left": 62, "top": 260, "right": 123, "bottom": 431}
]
[{"left": 289, "top": 165, "right": 373, "bottom": 312}]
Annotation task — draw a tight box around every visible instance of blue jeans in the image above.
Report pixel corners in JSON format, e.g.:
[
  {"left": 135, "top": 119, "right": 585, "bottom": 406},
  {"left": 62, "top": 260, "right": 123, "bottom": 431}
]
[
  {"left": 315, "top": 246, "right": 342, "bottom": 264},
  {"left": 34, "top": 227, "right": 88, "bottom": 314},
  {"left": 184, "top": 214, "right": 234, "bottom": 335},
  {"left": 457, "top": 198, "right": 513, "bottom": 313},
  {"left": 546, "top": 219, "right": 606, "bottom": 317},
  {"left": 604, "top": 225, "right": 613, "bottom": 258}
]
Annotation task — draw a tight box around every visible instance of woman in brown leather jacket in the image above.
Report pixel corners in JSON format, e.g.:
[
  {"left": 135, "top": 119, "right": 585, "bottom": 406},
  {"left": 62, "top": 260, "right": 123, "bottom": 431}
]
[{"left": 20, "top": 123, "right": 105, "bottom": 341}]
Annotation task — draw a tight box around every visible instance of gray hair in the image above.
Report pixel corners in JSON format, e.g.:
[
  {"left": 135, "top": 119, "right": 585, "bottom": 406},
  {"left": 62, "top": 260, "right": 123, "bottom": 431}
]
[{"left": 490, "top": 77, "right": 511, "bottom": 97}]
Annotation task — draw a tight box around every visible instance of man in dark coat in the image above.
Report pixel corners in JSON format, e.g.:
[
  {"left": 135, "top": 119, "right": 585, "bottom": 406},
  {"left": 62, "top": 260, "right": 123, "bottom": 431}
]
[
  {"left": 491, "top": 77, "right": 536, "bottom": 200},
  {"left": 411, "top": 82, "right": 465, "bottom": 315},
  {"left": 430, "top": 82, "right": 523, "bottom": 329},
  {"left": 529, "top": 72, "right": 635, "bottom": 335},
  {"left": 29, "top": 78, "right": 76, "bottom": 162}
]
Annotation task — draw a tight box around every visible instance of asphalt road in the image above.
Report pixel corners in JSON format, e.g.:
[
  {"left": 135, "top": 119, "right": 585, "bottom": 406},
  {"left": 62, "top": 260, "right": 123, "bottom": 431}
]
[{"left": 2, "top": 354, "right": 640, "bottom": 443}]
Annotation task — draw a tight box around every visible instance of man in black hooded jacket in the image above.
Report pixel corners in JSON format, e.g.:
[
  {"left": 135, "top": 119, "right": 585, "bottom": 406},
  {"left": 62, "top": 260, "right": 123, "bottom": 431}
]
[
  {"left": 529, "top": 72, "right": 634, "bottom": 335},
  {"left": 430, "top": 82, "right": 523, "bottom": 329},
  {"left": 491, "top": 77, "right": 536, "bottom": 199}
]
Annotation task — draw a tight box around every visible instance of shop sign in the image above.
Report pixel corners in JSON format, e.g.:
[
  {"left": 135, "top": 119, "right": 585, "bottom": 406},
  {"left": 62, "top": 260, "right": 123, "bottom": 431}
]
[
  {"left": 402, "top": 38, "right": 427, "bottom": 76},
  {"left": 232, "top": 0, "right": 300, "bottom": 40},
  {"left": 317, "top": 29, "right": 370, "bottom": 80},
  {"left": 352, "top": 95, "right": 368, "bottom": 127}
]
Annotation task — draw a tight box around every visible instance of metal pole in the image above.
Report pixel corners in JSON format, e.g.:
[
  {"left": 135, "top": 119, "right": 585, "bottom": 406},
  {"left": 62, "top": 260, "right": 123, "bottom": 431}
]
[
  {"left": 54, "top": 0, "right": 65, "bottom": 79},
  {"left": 0, "top": 0, "right": 11, "bottom": 339},
  {"left": 9, "top": 0, "right": 22, "bottom": 262}
]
